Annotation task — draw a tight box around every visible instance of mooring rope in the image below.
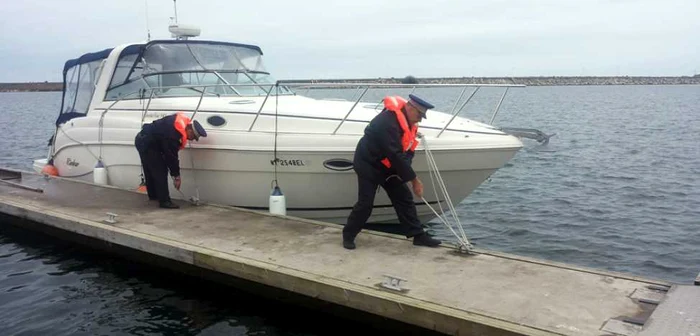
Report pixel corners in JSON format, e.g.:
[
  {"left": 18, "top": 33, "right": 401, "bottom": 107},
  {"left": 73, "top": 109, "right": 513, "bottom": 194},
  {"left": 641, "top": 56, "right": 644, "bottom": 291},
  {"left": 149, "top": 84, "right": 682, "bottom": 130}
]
[{"left": 420, "top": 134, "right": 474, "bottom": 252}]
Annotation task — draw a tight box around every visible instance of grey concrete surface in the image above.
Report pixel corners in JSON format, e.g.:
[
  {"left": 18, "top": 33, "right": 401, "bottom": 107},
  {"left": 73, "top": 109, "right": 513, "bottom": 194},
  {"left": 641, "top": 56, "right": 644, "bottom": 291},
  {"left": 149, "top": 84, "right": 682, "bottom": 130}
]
[{"left": 0, "top": 170, "right": 681, "bottom": 335}]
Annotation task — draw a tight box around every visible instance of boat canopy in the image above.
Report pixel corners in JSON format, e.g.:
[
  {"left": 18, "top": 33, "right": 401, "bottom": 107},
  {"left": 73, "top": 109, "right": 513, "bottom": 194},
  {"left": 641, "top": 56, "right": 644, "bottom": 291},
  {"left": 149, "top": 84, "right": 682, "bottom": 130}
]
[
  {"left": 56, "top": 40, "right": 278, "bottom": 125},
  {"left": 57, "top": 44, "right": 144, "bottom": 125},
  {"left": 104, "top": 40, "right": 276, "bottom": 100}
]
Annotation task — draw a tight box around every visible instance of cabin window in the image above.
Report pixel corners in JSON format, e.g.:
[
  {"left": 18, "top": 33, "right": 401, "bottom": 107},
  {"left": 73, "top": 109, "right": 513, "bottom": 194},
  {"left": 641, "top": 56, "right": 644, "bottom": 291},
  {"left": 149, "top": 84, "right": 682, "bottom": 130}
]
[{"left": 62, "top": 59, "right": 103, "bottom": 113}]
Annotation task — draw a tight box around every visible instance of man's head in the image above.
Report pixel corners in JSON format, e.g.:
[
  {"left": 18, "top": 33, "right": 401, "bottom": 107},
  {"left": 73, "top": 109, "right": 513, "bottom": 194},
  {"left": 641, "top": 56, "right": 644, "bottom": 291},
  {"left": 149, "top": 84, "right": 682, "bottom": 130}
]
[
  {"left": 405, "top": 94, "right": 435, "bottom": 124},
  {"left": 185, "top": 120, "right": 207, "bottom": 141}
]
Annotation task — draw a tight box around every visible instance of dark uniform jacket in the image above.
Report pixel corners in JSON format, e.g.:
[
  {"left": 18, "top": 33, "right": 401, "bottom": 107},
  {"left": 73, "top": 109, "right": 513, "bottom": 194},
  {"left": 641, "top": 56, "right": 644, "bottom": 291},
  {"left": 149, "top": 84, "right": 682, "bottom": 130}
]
[
  {"left": 140, "top": 114, "right": 183, "bottom": 177},
  {"left": 353, "top": 108, "right": 416, "bottom": 184}
]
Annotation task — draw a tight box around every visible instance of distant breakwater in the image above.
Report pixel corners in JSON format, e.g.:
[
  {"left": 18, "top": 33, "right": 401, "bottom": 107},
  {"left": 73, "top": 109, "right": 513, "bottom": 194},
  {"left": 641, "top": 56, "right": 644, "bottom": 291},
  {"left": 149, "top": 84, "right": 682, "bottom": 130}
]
[
  {"left": 2, "top": 76, "right": 699, "bottom": 92},
  {"left": 0, "top": 82, "right": 62, "bottom": 92},
  {"left": 292, "top": 75, "right": 700, "bottom": 86}
]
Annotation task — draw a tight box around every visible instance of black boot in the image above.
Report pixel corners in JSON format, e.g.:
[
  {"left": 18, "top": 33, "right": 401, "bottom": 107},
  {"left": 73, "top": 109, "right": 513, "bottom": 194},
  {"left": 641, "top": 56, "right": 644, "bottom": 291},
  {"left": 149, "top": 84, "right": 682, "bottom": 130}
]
[
  {"left": 342, "top": 232, "right": 356, "bottom": 250},
  {"left": 343, "top": 239, "right": 356, "bottom": 250},
  {"left": 343, "top": 239, "right": 355, "bottom": 250},
  {"left": 159, "top": 201, "right": 180, "bottom": 209},
  {"left": 413, "top": 233, "right": 441, "bottom": 247}
]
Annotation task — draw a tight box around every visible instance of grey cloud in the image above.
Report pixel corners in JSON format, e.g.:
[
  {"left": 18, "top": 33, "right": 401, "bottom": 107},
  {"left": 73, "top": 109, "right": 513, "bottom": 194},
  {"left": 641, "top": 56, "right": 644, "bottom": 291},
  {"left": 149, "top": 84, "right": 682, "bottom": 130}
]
[{"left": 1, "top": 0, "right": 698, "bottom": 81}]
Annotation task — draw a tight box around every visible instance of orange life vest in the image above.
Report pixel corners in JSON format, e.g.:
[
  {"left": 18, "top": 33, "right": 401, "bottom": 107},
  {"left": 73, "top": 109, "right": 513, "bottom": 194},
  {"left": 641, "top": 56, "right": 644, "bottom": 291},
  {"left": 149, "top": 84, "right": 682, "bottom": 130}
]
[
  {"left": 380, "top": 96, "right": 419, "bottom": 169},
  {"left": 173, "top": 112, "right": 191, "bottom": 150}
]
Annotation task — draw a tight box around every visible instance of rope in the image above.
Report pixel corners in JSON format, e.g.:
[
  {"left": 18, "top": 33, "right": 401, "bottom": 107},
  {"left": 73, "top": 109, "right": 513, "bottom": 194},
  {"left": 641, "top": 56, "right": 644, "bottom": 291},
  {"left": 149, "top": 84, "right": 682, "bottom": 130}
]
[
  {"left": 185, "top": 140, "right": 200, "bottom": 203},
  {"left": 425, "top": 142, "right": 470, "bottom": 243},
  {"left": 137, "top": 90, "right": 153, "bottom": 187},
  {"left": 272, "top": 83, "right": 280, "bottom": 189},
  {"left": 183, "top": 95, "right": 201, "bottom": 204},
  {"left": 420, "top": 197, "right": 469, "bottom": 247},
  {"left": 54, "top": 98, "right": 119, "bottom": 179},
  {"left": 57, "top": 125, "right": 100, "bottom": 162},
  {"left": 420, "top": 135, "right": 474, "bottom": 252},
  {"left": 98, "top": 110, "right": 107, "bottom": 161}
]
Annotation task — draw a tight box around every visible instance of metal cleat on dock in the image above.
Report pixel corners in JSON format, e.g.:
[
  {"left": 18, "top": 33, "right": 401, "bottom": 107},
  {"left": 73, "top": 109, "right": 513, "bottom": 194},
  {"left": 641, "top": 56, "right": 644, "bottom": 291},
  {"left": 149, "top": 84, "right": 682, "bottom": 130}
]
[
  {"left": 380, "top": 274, "right": 408, "bottom": 292},
  {"left": 457, "top": 242, "right": 477, "bottom": 255},
  {"left": 103, "top": 212, "right": 118, "bottom": 224}
]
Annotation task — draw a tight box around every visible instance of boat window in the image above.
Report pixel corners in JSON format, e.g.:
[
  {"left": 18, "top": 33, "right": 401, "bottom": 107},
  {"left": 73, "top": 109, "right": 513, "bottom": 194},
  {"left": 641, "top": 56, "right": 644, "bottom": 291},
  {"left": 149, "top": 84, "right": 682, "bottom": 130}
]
[
  {"left": 63, "top": 59, "right": 103, "bottom": 113},
  {"left": 62, "top": 66, "right": 79, "bottom": 112},
  {"left": 136, "top": 43, "right": 267, "bottom": 74},
  {"left": 219, "top": 72, "right": 276, "bottom": 96},
  {"left": 104, "top": 79, "right": 149, "bottom": 100},
  {"left": 109, "top": 54, "right": 141, "bottom": 89},
  {"left": 105, "top": 41, "right": 292, "bottom": 100},
  {"left": 142, "top": 72, "right": 235, "bottom": 97}
]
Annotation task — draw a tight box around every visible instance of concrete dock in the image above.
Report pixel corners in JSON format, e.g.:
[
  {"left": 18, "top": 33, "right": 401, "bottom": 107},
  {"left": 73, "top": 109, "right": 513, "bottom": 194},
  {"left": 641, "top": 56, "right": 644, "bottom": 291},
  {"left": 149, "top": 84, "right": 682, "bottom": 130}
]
[{"left": 1, "top": 168, "right": 698, "bottom": 335}]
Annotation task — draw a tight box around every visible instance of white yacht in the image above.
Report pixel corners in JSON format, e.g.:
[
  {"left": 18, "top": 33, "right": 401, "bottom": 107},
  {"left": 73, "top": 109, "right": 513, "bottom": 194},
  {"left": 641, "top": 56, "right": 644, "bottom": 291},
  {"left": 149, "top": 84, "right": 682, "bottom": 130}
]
[{"left": 33, "top": 31, "right": 527, "bottom": 224}]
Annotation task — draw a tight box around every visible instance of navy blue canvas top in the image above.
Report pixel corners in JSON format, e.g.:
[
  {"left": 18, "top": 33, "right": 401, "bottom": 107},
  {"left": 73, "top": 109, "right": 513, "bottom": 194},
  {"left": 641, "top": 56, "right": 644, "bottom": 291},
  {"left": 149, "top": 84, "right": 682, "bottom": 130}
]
[
  {"left": 63, "top": 48, "right": 113, "bottom": 74},
  {"left": 57, "top": 39, "right": 266, "bottom": 125},
  {"left": 121, "top": 40, "right": 264, "bottom": 67},
  {"left": 61, "top": 40, "right": 263, "bottom": 74},
  {"left": 141, "top": 40, "right": 263, "bottom": 54}
]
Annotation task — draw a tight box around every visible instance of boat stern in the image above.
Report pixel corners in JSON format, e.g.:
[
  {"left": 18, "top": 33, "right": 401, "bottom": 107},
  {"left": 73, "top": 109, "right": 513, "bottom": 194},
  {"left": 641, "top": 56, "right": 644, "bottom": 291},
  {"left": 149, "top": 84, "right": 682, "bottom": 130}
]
[{"left": 32, "top": 158, "right": 48, "bottom": 174}]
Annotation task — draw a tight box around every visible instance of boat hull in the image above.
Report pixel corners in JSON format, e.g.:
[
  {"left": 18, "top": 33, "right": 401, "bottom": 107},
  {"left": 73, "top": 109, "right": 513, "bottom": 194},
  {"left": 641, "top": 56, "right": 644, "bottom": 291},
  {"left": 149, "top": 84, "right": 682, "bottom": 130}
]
[
  {"left": 40, "top": 142, "right": 518, "bottom": 224},
  {"left": 40, "top": 97, "right": 523, "bottom": 224}
]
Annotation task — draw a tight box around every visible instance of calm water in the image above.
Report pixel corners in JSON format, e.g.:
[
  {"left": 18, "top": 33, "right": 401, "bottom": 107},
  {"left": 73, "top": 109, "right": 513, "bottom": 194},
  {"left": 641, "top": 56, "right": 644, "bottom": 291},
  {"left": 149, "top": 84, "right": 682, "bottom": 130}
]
[{"left": 1, "top": 86, "right": 699, "bottom": 335}]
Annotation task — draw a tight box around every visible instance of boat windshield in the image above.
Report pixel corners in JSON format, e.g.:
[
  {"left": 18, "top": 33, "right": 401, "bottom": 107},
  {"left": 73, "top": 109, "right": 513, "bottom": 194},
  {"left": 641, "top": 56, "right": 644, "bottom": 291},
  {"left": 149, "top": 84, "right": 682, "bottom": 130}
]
[{"left": 105, "top": 41, "right": 292, "bottom": 100}]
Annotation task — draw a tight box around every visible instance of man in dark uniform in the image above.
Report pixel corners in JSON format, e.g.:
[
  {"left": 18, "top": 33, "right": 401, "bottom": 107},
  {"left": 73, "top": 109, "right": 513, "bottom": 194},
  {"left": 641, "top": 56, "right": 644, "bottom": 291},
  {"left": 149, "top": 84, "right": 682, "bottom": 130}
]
[
  {"left": 343, "top": 94, "right": 442, "bottom": 249},
  {"left": 134, "top": 112, "right": 207, "bottom": 209}
]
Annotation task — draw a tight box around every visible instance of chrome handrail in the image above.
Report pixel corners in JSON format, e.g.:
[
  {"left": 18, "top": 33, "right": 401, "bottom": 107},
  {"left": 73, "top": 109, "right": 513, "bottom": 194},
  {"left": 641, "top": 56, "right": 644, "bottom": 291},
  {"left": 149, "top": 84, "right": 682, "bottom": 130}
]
[
  {"left": 140, "top": 90, "right": 155, "bottom": 126},
  {"left": 279, "top": 82, "right": 524, "bottom": 88},
  {"left": 101, "top": 82, "right": 526, "bottom": 136},
  {"left": 332, "top": 86, "right": 369, "bottom": 135},
  {"left": 447, "top": 86, "right": 469, "bottom": 119},
  {"left": 190, "top": 88, "right": 207, "bottom": 120},
  {"left": 437, "top": 87, "right": 480, "bottom": 138},
  {"left": 489, "top": 87, "right": 510, "bottom": 125},
  {"left": 247, "top": 85, "right": 274, "bottom": 132}
]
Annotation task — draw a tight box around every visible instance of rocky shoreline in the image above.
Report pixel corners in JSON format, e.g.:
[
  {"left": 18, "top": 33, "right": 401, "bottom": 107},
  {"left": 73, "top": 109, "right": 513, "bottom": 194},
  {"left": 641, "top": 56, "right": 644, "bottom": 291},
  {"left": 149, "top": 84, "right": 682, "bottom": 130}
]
[
  {"left": 292, "top": 75, "right": 700, "bottom": 86},
  {"left": 0, "top": 82, "right": 63, "bottom": 92},
  {"left": 2, "top": 75, "right": 699, "bottom": 92}
]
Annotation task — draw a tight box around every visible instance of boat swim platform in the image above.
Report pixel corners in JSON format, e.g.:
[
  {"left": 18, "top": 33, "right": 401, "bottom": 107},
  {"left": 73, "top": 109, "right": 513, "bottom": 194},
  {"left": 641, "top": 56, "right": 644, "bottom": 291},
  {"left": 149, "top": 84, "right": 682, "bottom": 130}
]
[{"left": 1, "top": 168, "right": 699, "bottom": 336}]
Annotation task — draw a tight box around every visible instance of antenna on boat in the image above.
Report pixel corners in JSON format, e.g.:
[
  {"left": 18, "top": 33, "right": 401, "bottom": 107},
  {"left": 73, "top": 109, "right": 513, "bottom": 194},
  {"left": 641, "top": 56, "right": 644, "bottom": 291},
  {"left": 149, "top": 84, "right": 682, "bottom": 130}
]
[
  {"left": 172, "top": 0, "right": 178, "bottom": 24},
  {"left": 144, "top": 0, "right": 151, "bottom": 41}
]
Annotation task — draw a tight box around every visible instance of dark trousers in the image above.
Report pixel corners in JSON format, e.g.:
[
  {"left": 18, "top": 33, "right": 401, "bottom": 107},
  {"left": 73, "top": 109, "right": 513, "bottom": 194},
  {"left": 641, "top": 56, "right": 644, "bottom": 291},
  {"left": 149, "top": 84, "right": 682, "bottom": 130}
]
[
  {"left": 135, "top": 133, "right": 171, "bottom": 204},
  {"left": 344, "top": 175, "right": 424, "bottom": 240}
]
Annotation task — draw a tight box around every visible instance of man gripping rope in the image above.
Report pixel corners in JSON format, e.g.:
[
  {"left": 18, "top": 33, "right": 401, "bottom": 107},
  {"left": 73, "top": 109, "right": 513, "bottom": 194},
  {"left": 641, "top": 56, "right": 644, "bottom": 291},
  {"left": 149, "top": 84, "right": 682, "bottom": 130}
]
[
  {"left": 134, "top": 112, "right": 207, "bottom": 209},
  {"left": 343, "top": 94, "right": 442, "bottom": 250}
]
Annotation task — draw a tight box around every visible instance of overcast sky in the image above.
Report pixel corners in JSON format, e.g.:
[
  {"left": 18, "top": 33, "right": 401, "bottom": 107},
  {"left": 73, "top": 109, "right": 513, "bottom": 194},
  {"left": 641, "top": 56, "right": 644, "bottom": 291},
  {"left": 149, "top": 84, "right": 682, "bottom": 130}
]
[{"left": 1, "top": 0, "right": 698, "bottom": 82}]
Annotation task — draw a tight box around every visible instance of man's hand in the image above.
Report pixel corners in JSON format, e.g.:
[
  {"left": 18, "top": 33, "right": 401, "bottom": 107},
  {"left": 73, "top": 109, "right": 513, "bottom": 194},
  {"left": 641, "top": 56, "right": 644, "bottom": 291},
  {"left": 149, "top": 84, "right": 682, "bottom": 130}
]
[
  {"left": 173, "top": 176, "right": 181, "bottom": 190},
  {"left": 411, "top": 177, "right": 423, "bottom": 198}
]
